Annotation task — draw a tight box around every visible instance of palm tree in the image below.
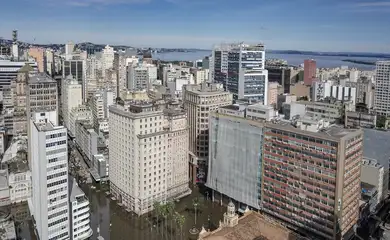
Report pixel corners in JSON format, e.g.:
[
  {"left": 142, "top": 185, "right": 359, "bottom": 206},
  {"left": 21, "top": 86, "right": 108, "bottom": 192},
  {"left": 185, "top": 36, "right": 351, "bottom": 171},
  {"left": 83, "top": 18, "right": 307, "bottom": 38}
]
[
  {"left": 165, "top": 201, "right": 175, "bottom": 237},
  {"left": 153, "top": 201, "right": 162, "bottom": 237},
  {"left": 174, "top": 212, "right": 185, "bottom": 240},
  {"left": 192, "top": 197, "right": 202, "bottom": 226}
]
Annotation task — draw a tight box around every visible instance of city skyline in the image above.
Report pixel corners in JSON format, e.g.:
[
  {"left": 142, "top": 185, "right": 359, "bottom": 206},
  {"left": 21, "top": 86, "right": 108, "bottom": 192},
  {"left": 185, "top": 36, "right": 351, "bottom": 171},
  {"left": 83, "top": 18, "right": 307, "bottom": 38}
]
[{"left": 1, "top": 0, "right": 390, "bottom": 52}]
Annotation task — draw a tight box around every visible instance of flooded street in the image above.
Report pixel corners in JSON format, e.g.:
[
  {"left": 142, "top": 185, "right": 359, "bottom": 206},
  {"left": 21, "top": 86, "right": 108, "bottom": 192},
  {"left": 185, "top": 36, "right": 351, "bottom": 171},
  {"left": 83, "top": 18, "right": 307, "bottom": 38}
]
[
  {"left": 82, "top": 183, "right": 227, "bottom": 240},
  {"left": 16, "top": 182, "right": 228, "bottom": 240}
]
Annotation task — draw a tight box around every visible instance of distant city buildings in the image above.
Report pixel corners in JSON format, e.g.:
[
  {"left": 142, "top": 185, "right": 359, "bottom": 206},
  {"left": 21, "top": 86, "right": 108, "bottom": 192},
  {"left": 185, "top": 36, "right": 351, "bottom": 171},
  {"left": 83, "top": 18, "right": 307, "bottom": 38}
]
[{"left": 0, "top": 60, "right": 37, "bottom": 91}]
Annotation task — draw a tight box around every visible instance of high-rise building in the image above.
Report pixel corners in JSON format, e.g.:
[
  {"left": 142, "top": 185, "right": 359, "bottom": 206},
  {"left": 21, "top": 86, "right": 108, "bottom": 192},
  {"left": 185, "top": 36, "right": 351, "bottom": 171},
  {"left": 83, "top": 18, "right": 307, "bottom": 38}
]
[
  {"left": 89, "top": 89, "right": 114, "bottom": 134},
  {"left": 183, "top": 83, "right": 232, "bottom": 183},
  {"left": 28, "top": 47, "right": 46, "bottom": 73},
  {"left": 304, "top": 59, "right": 317, "bottom": 86},
  {"left": 65, "top": 41, "right": 75, "bottom": 60},
  {"left": 127, "top": 63, "right": 157, "bottom": 90},
  {"left": 27, "top": 73, "right": 59, "bottom": 125},
  {"left": 0, "top": 60, "right": 37, "bottom": 91},
  {"left": 268, "top": 82, "right": 279, "bottom": 106},
  {"left": 62, "top": 60, "right": 86, "bottom": 101},
  {"left": 211, "top": 43, "right": 268, "bottom": 103},
  {"left": 109, "top": 101, "right": 191, "bottom": 215},
  {"left": 102, "top": 45, "right": 115, "bottom": 76},
  {"left": 29, "top": 112, "right": 69, "bottom": 240},
  {"left": 62, "top": 76, "right": 82, "bottom": 130},
  {"left": 262, "top": 123, "right": 363, "bottom": 239},
  {"left": 374, "top": 61, "right": 390, "bottom": 116},
  {"left": 207, "top": 110, "right": 264, "bottom": 210},
  {"left": 46, "top": 49, "right": 55, "bottom": 76}
]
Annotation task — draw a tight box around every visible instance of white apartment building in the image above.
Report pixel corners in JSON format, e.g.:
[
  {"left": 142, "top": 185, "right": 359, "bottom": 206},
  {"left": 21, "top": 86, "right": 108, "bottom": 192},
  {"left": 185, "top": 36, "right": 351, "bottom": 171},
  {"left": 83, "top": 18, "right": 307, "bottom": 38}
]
[
  {"left": 65, "top": 41, "right": 75, "bottom": 60},
  {"left": 361, "top": 158, "right": 387, "bottom": 202},
  {"left": 163, "top": 64, "right": 177, "bottom": 84},
  {"left": 75, "top": 122, "right": 98, "bottom": 162},
  {"left": 69, "top": 178, "right": 93, "bottom": 240},
  {"left": 86, "top": 55, "right": 102, "bottom": 82},
  {"left": 62, "top": 76, "right": 83, "bottom": 130},
  {"left": 68, "top": 105, "right": 93, "bottom": 137},
  {"left": 374, "top": 61, "right": 390, "bottom": 116},
  {"left": 193, "top": 69, "right": 209, "bottom": 84},
  {"left": 127, "top": 63, "right": 157, "bottom": 90},
  {"left": 29, "top": 112, "right": 69, "bottom": 240},
  {"left": 89, "top": 89, "right": 113, "bottom": 133},
  {"left": 311, "top": 80, "right": 357, "bottom": 105},
  {"left": 211, "top": 43, "right": 268, "bottom": 103},
  {"left": 183, "top": 83, "right": 233, "bottom": 183},
  {"left": 102, "top": 45, "right": 115, "bottom": 77},
  {"left": 109, "top": 101, "right": 191, "bottom": 215},
  {"left": 46, "top": 50, "right": 55, "bottom": 76}
]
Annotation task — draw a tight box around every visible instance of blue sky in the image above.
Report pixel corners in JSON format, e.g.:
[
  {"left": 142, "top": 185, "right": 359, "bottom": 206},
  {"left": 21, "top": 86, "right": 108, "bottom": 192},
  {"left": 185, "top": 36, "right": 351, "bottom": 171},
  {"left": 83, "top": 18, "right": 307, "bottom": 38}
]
[{"left": 0, "top": 0, "right": 389, "bottom": 52}]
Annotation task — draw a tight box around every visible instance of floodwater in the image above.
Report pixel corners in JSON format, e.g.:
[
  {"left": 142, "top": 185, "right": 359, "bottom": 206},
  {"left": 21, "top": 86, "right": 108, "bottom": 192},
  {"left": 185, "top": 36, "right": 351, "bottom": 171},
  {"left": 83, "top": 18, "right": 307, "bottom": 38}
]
[
  {"left": 18, "top": 184, "right": 227, "bottom": 240},
  {"left": 82, "top": 183, "right": 227, "bottom": 240},
  {"left": 153, "top": 51, "right": 383, "bottom": 70}
]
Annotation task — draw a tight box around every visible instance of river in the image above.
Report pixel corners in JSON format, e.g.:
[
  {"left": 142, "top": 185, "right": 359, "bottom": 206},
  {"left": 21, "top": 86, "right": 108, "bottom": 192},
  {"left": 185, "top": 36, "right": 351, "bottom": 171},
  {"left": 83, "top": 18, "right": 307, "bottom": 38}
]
[{"left": 153, "top": 51, "right": 387, "bottom": 70}]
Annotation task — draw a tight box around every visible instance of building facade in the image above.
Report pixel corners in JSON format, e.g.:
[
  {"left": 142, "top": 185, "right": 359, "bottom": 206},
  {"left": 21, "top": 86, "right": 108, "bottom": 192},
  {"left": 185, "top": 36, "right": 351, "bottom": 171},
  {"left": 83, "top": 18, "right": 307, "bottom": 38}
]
[
  {"left": 207, "top": 112, "right": 264, "bottom": 210},
  {"left": 62, "top": 60, "right": 86, "bottom": 101},
  {"left": 29, "top": 112, "right": 69, "bottom": 240},
  {"left": 0, "top": 60, "right": 37, "bottom": 91},
  {"left": 304, "top": 59, "right": 317, "bottom": 86},
  {"left": 62, "top": 76, "right": 83, "bottom": 130},
  {"left": 69, "top": 178, "right": 93, "bottom": 240},
  {"left": 374, "top": 61, "right": 390, "bottom": 116},
  {"left": 211, "top": 43, "right": 268, "bottom": 103},
  {"left": 68, "top": 105, "right": 93, "bottom": 138},
  {"left": 127, "top": 63, "right": 157, "bottom": 90},
  {"left": 262, "top": 123, "right": 363, "bottom": 239},
  {"left": 109, "top": 101, "right": 191, "bottom": 215},
  {"left": 183, "top": 83, "right": 232, "bottom": 183}
]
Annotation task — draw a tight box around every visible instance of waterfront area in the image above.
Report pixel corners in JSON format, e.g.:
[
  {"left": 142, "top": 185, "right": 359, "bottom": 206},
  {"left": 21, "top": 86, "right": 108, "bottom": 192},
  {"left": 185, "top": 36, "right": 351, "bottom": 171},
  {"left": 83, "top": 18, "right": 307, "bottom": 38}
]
[{"left": 153, "top": 51, "right": 384, "bottom": 70}]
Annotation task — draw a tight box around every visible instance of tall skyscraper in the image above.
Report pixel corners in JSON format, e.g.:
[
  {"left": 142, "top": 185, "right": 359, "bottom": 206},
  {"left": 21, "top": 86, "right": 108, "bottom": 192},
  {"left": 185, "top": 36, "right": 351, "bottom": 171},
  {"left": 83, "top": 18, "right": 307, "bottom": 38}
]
[
  {"left": 374, "top": 61, "right": 390, "bottom": 116},
  {"left": 183, "top": 83, "right": 232, "bottom": 183},
  {"left": 262, "top": 123, "right": 363, "bottom": 239},
  {"left": 62, "top": 60, "right": 86, "bottom": 101},
  {"left": 46, "top": 49, "right": 55, "bottom": 76},
  {"left": 65, "top": 41, "right": 75, "bottom": 60},
  {"left": 109, "top": 101, "right": 191, "bottom": 215},
  {"left": 211, "top": 43, "right": 268, "bottom": 103},
  {"left": 102, "top": 45, "right": 115, "bottom": 77},
  {"left": 29, "top": 112, "right": 69, "bottom": 240},
  {"left": 207, "top": 110, "right": 264, "bottom": 210},
  {"left": 304, "top": 59, "right": 317, "bottom": 86},
  {"left": 61, "top": 76, "right": 82, "bottom": 130}
]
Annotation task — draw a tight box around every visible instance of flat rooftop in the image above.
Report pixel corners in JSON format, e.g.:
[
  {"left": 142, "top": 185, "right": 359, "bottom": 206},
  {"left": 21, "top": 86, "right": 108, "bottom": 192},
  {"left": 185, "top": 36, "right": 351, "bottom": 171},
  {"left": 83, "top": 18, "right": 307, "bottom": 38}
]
[
  {"left": 29, "top": 73, "right": 56, "bottom": 83},
  {"left": 267, "top": 120, "right": 361, "bottom": 140}
]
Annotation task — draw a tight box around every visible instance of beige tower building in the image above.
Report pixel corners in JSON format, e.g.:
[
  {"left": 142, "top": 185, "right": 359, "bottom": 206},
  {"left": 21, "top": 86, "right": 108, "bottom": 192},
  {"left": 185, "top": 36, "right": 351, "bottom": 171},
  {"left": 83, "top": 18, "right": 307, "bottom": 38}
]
[
  {"left": 109, "top": 100, "right": 191, "bottom": 215},
  {"left": 61, "top": 75, "right": 82, "bottom": 130},
  {"left": 183, "top": 83, "right": 232, "bottom": 184}
]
